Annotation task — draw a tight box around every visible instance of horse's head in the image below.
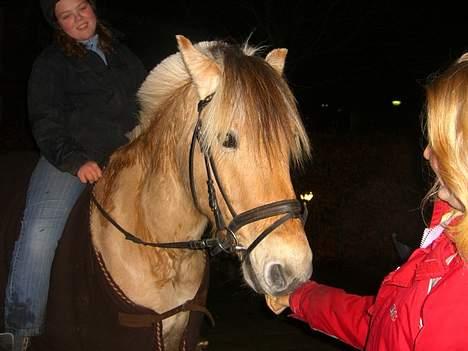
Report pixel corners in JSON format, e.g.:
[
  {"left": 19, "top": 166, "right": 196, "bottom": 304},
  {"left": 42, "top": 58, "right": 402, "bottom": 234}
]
[
  {"left": 177, "top": 36, "right": 313, "bottom": 296},
  {"left": 135, "top": 36, "right": 312, "bottom": 297}
]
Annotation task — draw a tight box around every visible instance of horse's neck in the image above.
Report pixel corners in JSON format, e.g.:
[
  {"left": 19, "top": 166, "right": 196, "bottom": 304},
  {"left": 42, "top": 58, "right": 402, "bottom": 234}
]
[
  {"left": 138, "top": 170, "right": 207, "bottom": 243},
  {"left": 91, "top": 160, "right": 207, "bottom": 312},
  {"left": 100, "top": 161, "right": 206, "bottom": 243}
]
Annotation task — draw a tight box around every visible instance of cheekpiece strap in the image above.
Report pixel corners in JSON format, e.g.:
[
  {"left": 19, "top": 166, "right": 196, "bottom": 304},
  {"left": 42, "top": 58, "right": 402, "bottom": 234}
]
[{"left": 197, "top": 93, "right": 215, "bottom": 113}]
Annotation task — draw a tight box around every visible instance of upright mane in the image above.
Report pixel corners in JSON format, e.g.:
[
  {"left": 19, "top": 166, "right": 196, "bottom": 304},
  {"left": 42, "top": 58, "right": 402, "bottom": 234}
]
[{"left": 103, "top": 40, "right": 310, "bottom": 198}]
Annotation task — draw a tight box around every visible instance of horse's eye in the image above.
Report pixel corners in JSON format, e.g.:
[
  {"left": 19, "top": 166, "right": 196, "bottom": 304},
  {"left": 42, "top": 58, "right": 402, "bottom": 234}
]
[{"left": 222, "top": 132, "right": 238, "bottom": 149}]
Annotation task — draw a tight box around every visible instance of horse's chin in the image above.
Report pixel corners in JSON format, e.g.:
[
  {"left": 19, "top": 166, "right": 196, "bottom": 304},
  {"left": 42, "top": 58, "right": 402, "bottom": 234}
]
[{"left": 241, "top": 259, "right": 312, "bottom": 296}]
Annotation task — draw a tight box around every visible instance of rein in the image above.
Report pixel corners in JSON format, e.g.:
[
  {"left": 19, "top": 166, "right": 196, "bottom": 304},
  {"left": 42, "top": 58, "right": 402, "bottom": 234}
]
[
  {"left": 90, "top": 193, "right": 219, "bottom": 251},
  {"left": 92, "top": 94, "right": 308, "bottom": 259}
]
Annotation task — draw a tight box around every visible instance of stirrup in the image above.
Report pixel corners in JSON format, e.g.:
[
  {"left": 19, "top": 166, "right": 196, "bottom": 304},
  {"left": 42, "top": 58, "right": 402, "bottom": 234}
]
[{"left": 17, "top": 336, "right": 30, "bottom": 351}]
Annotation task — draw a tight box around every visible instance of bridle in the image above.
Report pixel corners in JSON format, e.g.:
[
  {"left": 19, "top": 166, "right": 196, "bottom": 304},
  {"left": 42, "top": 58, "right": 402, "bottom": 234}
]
[
  {"left": 189, "top": 93, "right": 308, "bottom": 259},
  {"left": 91, "top": 94, "right": 308, "bottom": 260}
]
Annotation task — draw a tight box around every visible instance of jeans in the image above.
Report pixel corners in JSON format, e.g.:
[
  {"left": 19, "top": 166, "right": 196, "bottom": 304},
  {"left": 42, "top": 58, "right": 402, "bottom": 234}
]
[{"left": 4, "top": 157, "right": 86, "bottom": 336}]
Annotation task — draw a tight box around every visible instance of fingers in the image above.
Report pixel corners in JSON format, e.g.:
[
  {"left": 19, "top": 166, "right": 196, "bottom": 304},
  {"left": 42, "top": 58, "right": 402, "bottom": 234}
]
[
  {"left": 77, "top": 161, "right": 103, "bottom": 184},
  {"left": 88, "top": 162, "right": 103, "bottom": 181},
  {"left": 265, "top": 295, "right": 290, "bottom": 315}
]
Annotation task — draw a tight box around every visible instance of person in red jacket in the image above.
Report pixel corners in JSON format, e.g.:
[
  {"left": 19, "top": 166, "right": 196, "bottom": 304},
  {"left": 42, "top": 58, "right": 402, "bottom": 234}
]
[{"left": 266, "top": 52, "right": 468, "bottom": 350}]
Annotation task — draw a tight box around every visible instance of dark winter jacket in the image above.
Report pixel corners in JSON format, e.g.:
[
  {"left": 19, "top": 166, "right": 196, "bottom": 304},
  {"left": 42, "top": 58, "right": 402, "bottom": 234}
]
[{"left": 28, "top": 40, "right": 147, "bottom": 174}]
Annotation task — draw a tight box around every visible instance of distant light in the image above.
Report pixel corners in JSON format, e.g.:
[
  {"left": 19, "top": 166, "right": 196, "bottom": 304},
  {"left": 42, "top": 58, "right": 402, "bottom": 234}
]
[
  {"left": 392, "top": 100, "right": 402, "bottom": 107},
  {"left": 300, "top": 192, "right": 314, "bottom": 202},
  {"left": 321, "top": 103, "right": 329, "bottom": 108}
]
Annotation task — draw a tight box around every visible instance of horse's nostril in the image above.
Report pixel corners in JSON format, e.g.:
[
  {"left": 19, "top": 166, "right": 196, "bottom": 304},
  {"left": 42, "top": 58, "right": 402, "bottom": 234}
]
[{"left": 267, "top": 263, "right": 287, "bottom": 291}]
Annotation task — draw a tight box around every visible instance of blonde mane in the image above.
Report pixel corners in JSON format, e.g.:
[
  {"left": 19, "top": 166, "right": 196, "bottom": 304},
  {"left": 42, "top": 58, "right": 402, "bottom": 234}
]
[{"left": 103, "top": 40, "right": 310, "bottom": 202}]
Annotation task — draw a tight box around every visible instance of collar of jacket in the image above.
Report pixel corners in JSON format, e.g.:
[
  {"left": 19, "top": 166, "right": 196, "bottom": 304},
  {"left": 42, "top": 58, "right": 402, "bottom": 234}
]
[
  {"left": 383, "top": 234, "right": 457, "bottom": 288},
  {"left": 57, "top": 41, "right": 126, "bottom": 73}
]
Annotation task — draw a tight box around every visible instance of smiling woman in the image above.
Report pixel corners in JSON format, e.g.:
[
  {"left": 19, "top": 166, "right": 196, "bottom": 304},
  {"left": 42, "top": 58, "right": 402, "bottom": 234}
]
[{"left": 54, "top": 0, "right": 97, "bottom": 41}]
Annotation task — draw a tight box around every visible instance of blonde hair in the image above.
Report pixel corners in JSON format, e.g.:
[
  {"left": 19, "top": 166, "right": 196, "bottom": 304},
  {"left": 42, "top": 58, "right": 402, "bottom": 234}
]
[{"left": 425, "top": 53, "right": 468, "bottom": 258}]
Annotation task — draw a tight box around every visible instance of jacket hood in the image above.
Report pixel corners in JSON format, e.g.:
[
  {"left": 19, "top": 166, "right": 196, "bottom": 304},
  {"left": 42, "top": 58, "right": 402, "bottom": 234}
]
[
  {"left": 40, "top": 0, "right": 58, "bottom": 28},
  {"left": 40, "top": 0, "right": 97, "bottom": 28}
]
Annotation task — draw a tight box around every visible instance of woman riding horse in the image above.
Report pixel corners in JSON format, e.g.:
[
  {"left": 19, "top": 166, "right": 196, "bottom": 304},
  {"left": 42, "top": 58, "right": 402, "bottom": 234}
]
[{"left": 0, "top": 0, "right": 146, "bottom": 350}]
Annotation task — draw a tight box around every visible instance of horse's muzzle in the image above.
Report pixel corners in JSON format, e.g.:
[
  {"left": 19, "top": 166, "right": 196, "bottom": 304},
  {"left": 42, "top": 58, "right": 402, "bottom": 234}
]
[{"left": 264, "top": 262, "right": 312, "bottom": 296}]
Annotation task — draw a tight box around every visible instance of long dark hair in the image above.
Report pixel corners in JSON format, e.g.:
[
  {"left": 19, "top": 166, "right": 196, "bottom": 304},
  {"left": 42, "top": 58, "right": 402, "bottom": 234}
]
[{"left": 54, "top": 22, "right": 113, "bottom": 58}]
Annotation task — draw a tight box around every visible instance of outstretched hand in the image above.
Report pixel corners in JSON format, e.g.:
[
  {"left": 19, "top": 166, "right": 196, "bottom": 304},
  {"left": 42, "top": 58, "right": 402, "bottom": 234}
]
[
  {"left": 77, "top": 161, "right": 103, "bottom": 184},
  {"left": 265, "top": 294, "right": 290, "bottom": 315}
]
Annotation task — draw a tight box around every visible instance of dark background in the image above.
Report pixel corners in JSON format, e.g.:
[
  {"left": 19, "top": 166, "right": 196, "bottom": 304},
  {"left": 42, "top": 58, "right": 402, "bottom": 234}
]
[
  {"left": 0, "top": 1, "right": 467, "bottom": 350},
  {"left": 0, "top": 1, "right": 466, "bottom": 145}
]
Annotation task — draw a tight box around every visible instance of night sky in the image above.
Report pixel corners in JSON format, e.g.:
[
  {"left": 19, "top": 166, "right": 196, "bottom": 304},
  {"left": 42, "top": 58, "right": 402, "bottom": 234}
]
[{"left": 1, "top": 0, "right": 467, "bottom": 142}]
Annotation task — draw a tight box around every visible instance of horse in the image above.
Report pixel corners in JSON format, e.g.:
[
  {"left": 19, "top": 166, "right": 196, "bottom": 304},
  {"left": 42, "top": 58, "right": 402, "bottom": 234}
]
[{"left": 1, "top": 35, "right": 313, "bottom": 351}]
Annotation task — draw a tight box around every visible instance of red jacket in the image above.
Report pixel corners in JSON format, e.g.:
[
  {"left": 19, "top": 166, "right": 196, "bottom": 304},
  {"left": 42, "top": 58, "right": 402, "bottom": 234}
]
[{"left": 290, "top": 201, "right": 468, "bottom": 350}]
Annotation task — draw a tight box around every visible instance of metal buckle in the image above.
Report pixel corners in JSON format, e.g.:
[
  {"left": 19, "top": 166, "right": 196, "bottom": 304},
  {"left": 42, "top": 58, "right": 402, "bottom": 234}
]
[{"left": 210, "top": 228, "right": 243, "bottom": 256}]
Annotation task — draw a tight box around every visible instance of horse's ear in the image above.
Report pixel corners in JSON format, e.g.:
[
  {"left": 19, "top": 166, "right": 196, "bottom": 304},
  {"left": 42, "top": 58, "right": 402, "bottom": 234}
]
[
  {"left": 176, "top": 35, "right": 221, "bottom": 99},
  {"left": 265, "top": 48, "right": 288, "bottom": 75}
]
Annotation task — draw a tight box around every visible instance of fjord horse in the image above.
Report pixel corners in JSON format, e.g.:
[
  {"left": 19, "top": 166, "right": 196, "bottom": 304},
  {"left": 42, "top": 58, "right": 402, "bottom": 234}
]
[
  {"left": 0, "top": 35, "right": 313, "bottom": 350},
  {"left": 90, "top": 35, "right": 313, "bottom": 349}
]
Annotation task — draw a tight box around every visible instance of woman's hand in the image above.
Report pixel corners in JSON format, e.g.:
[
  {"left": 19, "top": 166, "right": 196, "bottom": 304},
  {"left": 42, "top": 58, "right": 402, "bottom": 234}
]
[
  {"left": 265, "top": 294, "right": 290, "bottom": 315},
  {"left": 77, "top": 161, "right": 103, "bottom": 184}
]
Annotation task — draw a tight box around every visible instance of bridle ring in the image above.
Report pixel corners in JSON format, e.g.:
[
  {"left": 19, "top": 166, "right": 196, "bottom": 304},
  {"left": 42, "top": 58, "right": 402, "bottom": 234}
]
[{"left": 216, "top": 228, "right": 242, "bottom": 254}]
